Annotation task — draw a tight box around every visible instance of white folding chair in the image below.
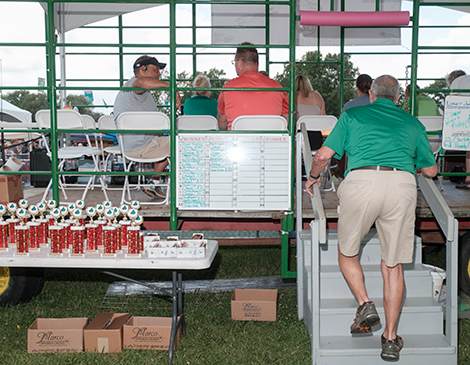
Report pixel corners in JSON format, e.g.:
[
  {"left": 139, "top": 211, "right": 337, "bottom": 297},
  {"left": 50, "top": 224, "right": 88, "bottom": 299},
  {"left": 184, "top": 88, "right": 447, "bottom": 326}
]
[
  {"left": 35, "top": 109, "right": 109, "bottom": 203},
  {"left": 297, "top": 115, "right": 338, "bottom": 192},
  {"left": 418, "top": 116, "right": 444, "bottom": 190},
  {"left": 97, "top": 115, "right": 122, "bottom": 190},
  {"left": 177, "top": 115, "right": 218, "bottom": 130},
  {"left": 232, "top": 115, "right": 288, "bottom": 131},
  {"left": 116, "top": 111, "right": 171, "bottom": 205}
]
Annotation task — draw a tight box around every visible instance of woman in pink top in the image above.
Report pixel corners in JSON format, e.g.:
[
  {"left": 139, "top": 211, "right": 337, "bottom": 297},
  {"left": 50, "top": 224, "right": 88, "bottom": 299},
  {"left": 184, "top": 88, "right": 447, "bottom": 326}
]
[{"left": 295, "top": 74, "right": 326, "bottom": 149}]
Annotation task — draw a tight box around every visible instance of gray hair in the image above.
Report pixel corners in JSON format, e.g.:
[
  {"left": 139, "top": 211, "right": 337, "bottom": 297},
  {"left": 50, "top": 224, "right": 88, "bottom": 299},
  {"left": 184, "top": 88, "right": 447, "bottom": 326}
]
[
  {"left": 446, "top": 70, "right": 466, "bottom": 87},
  {"left": 370, "top": 75, "right": 399, "bottom": 102}
]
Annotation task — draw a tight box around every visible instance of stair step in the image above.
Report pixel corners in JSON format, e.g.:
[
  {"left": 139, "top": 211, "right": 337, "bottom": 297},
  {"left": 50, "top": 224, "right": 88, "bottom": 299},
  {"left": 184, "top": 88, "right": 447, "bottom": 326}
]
[
  {"left": 319, "top": 297, "right": 443, "bottom": 336},
  {"left": 306, "top": 264, "right": 434, "bottom": 299},
  {"left": 301, "top": 229, "right": 423, "bottom": 266},
  {"left": 317, "top": 335, "right": 456, "bottom": 365}
]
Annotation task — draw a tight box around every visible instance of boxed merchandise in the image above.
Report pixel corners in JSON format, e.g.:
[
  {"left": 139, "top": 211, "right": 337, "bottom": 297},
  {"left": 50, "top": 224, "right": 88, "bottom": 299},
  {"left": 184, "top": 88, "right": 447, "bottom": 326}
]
[
  {"left": 123, "top": 316, "right": 181, "bottom": 350},
  {"left": 231, "top": 289, "right": 278, "bottom": 322},
  {"left": 0, "top": 175, "right": 23, "bottom": 205},
  {"left": 28, "top": 317, "right": 88, "bottom": 353},
  {"left": 84, "top": 312, "right": 132, "bottom": 353}
]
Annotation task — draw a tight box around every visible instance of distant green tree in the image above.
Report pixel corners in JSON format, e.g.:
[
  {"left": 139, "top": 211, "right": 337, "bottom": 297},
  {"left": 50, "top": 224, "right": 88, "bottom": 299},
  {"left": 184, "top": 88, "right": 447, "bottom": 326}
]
[
  {"left": 275, "top": 51, "right": 359, "bottom": 117},
  {"left": 422, "top": 78, "right": 447, "bottom": 104},
  {"left": 2, "top": 90, "right": 47, "bottom": 120},
  {"left": 66, "top": 94, "right": 103, "bottom": 121}
]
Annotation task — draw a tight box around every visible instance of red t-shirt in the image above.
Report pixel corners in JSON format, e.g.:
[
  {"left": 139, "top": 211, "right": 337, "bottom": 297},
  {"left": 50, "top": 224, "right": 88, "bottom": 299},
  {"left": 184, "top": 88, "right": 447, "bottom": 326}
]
[{"left": 217, "top": 72, "right": 289, "bottom": 130}]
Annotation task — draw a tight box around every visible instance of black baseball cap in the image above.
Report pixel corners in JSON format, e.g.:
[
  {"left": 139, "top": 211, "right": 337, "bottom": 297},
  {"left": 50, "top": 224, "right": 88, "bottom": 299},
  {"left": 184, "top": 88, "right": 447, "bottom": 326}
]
[{"left": 133, "top": 57, "right": 166, "bottom": 70}]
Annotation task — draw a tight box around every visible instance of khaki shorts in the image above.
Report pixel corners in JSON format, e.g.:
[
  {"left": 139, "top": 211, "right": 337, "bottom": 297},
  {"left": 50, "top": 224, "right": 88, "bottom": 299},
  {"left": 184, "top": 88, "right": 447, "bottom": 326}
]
[
  {"left": 125, "top": 136, "right": 170, "bottom": 160},
  {"left": 337, "top": 169, "right": 417, "bottom": 267}
]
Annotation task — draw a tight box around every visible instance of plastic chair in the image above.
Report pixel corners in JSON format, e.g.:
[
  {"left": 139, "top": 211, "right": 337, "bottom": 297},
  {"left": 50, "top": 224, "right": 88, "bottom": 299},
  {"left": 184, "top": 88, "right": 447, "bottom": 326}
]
[
  {"left": 418, "top": 116, "right": 444, "bottom": 190},
  {"left": 35, "top": 109, "right": 109, "bottom": 203},
  {"left": 177, "top": 115, "right": 218, "bottom": 130},
  {"left": 116, "top": 111, "right": 171, "bottom": 205},
  {"left": 231, "top": 115, "right": 288, "bottom": 131},
  {"left": 97, "top": 115, "right": 122, "bottom": 187},
  {"left": 297, "top": 115, "right": 338, "bottom": 192}
]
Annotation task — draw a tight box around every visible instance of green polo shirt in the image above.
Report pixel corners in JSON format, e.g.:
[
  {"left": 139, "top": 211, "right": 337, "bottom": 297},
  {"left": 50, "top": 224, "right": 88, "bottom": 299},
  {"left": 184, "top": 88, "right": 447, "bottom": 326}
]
[
  {"left": 324, "top": 98, "right": 436, "bottom": 177},
  {"left": 183, "top": 95, "right": 218, "bottom": 118}
]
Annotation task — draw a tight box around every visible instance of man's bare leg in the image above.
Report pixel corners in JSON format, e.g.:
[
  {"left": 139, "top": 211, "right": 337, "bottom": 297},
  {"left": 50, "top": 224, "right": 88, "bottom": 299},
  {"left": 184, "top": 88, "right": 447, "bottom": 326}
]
[
  {"left": 381, "top": 260, "right": 404, "bottom": 340},
  {"left": 152, "top": 159, "right": 169, "bottom": 180},
  {"left": 338, "top": 246, "right": 370, "bottom": 305}
]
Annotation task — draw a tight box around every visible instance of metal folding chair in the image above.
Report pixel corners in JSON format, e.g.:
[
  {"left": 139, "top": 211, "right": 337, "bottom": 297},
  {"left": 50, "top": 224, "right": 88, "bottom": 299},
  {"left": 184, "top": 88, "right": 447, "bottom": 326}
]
[
  {"left": 177, "top": 115, "right": 218, "bottom": 130},
  {"left": 297, "top": 115, "right": 338, "bottom": 192},
  {"left": 35, "top": 109, "right": 109, "bottom": 203},
  {"left": 116, "top": 111, "right": 171, "bottom": 205},
  {"left": 231, "top": 115, "right": 288, "bottom": 131}
]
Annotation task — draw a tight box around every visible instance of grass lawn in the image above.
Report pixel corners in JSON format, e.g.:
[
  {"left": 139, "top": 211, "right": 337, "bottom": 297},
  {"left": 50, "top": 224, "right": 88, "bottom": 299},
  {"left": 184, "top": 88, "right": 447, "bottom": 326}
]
[{"left": 0, "top": 244, "right": 466, "bottom": 364}]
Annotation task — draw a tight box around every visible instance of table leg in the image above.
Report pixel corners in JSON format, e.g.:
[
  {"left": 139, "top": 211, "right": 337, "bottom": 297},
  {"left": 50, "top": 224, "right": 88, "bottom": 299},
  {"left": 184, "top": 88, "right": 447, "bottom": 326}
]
[{"left": 178, "top": 272, "right": 186, "bottom": 334}]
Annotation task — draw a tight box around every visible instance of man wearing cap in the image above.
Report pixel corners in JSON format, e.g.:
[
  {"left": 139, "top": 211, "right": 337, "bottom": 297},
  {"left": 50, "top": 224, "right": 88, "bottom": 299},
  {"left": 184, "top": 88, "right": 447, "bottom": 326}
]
[{"left": 113, "top": 55, "right": 181, "bottom": 199}]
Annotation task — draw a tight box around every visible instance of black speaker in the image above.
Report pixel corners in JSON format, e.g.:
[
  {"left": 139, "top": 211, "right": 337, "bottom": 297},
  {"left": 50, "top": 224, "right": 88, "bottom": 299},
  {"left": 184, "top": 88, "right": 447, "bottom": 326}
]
[{"left": 30, "top": 148, "right": 51, "bottom": 187}]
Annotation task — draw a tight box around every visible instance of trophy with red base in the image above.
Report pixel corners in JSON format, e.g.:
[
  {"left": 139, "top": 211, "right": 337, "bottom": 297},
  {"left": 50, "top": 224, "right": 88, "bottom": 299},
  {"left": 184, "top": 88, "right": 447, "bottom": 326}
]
[
  {"left": 126, "top": 211, "right": 142, "bottom": 257},
  {"left": 119, "top": 205, "right": 131, "bottom": 248},
  {"left": 0, "top": 205, "right": 8, "bottom": 249},
  {"left": 6, "top": 203, "right": 19, "bottom": 247},
  {"left": 70, "top": 209, "right": 85, "bottom": 256},
  {"left": 36, "top": 203, "right": 49, "bottom": 247},
  {"left": 48, "top": 208, "right": 64, "bottom": 256},
  {"left": 102, "top": 208, "right": 117, "bottom": 257},
  {"left": 14, "top": 208, "right": 29, "bottom": 255},
  {"left": 27, "top": 205, "right": 40, "bottom": 251}
]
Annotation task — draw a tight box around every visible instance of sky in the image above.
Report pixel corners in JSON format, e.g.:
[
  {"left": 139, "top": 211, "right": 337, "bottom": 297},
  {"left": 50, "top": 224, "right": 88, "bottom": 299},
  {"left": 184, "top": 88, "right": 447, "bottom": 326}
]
[{"left": 0, "top": 1, "right": 469, "bottom": 115}]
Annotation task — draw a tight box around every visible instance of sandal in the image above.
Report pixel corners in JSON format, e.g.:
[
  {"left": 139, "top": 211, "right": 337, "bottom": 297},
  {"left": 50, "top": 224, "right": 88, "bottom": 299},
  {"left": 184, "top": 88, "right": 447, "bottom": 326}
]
[{"left": 456, "top": 182, "right": 470, "bottom": 190}]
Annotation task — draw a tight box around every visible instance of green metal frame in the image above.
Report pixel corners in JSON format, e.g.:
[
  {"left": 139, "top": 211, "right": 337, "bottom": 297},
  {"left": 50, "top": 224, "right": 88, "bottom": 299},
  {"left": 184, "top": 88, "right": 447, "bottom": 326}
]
[{"left": 1, "top": 0, "right": 470, "bottom": 278}]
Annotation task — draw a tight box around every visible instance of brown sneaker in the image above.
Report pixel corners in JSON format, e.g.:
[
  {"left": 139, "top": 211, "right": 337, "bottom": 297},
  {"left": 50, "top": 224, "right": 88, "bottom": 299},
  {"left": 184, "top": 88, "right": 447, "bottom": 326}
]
[
  {"left": 350, "top": 301, "right": 380, "bottom": 334},
  {"left": 381, "top": 334, "right": 403, "bottom": 350},
  {"left": 381, "top": 336, "right": 403, "bottom": 361}
]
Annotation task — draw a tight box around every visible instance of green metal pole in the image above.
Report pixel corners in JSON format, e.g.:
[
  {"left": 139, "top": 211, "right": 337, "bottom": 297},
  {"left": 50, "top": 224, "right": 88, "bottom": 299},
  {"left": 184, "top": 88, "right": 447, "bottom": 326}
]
[
  {"left": 170, "top": 0, "right": 177, "bottom": 231},
  {"left": 281, "top": 0, "right": 296, "bottom": 279},
  {"left": 46, "top": 0, "right": 59, "bottom": 202},
  {"left": 410, "top": 1, "right": 420, "bottom": 117},
  {"left": 119, "top": 15, "right": 124, "bottom": 86}
]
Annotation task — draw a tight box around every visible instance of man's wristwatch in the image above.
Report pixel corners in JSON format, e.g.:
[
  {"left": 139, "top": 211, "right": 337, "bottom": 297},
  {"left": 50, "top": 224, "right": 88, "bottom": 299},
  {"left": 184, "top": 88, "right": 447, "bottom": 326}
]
[{"left": 309, "top": 172, "right": 320, "bottom": 179}]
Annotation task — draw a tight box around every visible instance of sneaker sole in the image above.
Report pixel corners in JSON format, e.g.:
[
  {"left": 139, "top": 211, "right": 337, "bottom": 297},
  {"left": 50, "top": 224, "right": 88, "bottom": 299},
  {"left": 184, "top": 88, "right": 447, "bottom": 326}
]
[
  {"left": 380, "top": 352, "right": 399, "bottom": 361},
  {"left": 143, "top": 189, "right": 165, "bottom": 199},
  {"left": 350, "top": 315, "right": 380, "bottom": 334}
]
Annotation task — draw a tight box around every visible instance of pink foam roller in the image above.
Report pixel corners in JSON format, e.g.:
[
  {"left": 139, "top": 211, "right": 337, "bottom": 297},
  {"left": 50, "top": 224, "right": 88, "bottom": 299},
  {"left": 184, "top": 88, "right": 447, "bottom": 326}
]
[{"left": 299, "top": 11, "right": 410, "bottom": 27}]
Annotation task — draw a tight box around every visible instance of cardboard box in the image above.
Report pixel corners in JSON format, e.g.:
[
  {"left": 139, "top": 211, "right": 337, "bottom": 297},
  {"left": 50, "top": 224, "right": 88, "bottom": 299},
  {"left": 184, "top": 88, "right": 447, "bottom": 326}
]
[
  {"left": 0, "top": 175, "right": 23, "bottom": 205},
  {"left": 28, "top": 317, "right": 88, "bottom": 353},
  {"left": 123, "top": 316, "right": 181, "bottom": 350},
  {"left": 231, "top": 289, "right": 278, "bottom": 322},
  {"left": 84, "top": 312, "right": 132, "bottom": 353}
]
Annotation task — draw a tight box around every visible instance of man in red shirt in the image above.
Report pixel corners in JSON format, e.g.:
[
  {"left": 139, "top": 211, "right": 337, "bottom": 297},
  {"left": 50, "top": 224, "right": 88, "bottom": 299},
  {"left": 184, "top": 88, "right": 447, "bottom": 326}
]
[{"left": 217, "top": 42, "right": 289, "bottom": 130}]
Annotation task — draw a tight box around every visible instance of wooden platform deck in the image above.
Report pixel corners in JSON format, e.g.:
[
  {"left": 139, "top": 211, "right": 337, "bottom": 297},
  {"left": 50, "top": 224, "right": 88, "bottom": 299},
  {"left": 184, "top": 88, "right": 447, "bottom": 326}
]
[{"left": 22, "top": 179, "right": 470, "bottom": 222}]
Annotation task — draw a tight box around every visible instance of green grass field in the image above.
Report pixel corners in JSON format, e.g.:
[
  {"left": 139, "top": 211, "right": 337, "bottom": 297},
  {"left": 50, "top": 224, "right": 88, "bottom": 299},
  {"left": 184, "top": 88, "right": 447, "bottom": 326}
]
[{"left": 0, "top": 244, "right": 467, "bottom": 365}]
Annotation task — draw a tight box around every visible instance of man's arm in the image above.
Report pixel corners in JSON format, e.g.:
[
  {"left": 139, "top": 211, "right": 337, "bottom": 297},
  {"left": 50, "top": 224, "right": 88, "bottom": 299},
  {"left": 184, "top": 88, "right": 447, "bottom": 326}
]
[
  {"left": 417, "top": 164, "right": 438, "bottom": 178},
  {"left": 132, "top": 78, "right": 171, "bottom": 94},
  {"left": 218, "top": 112, "right": 228, "bottom": 131},
  {"left": 305, "top": 145, "right": 336, "bottom": 198},
  {"left": 133, "top": 78, "right": 181, "bottom": 109}
]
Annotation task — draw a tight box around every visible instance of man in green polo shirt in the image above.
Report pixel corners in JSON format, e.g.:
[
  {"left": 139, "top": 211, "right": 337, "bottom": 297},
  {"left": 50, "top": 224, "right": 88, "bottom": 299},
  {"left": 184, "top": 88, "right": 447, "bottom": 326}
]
[{"left": 305, "top": 75, "right": 437, "bottom": 361}]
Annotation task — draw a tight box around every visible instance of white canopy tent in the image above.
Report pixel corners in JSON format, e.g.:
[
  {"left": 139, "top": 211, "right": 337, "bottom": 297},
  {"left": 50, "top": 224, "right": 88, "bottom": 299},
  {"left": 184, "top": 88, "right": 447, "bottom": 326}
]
[{"left": 0, "top": 98, "right": 32, "bottom": 124}]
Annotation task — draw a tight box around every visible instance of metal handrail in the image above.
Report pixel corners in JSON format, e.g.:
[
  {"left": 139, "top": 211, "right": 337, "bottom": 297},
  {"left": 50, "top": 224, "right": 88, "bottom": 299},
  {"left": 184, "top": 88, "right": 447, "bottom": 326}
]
[{"left": 417, "top": 173, "right": 458, "bottom": 348}]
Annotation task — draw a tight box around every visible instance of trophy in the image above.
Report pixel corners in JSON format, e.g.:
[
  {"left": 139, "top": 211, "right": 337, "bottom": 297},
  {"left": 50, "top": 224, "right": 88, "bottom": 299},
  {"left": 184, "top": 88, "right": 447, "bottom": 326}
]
[
  {"left": 85, "top": 206, "right": 98, "bottom": 252},
  {"left": 70, "top": 208, "right": 85, "bottom": 255},
  {"left": 0, "top": 205, "right": 7, "bottom": 249},
  {"left": 27, "top": 205, "right": 40, "bottom": 250},
  {"left": 14, "top": 208, "right": 29, "bottom": 254},
  {"left": 6, "top": 203, "right": 19, "bottom": 246}
]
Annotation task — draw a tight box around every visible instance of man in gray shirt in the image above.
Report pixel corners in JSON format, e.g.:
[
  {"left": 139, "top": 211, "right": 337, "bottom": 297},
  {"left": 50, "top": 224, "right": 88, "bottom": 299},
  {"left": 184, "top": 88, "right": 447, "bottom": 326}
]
[{"left": 113, "top": 55, "right": 180, "bottom": 198}]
